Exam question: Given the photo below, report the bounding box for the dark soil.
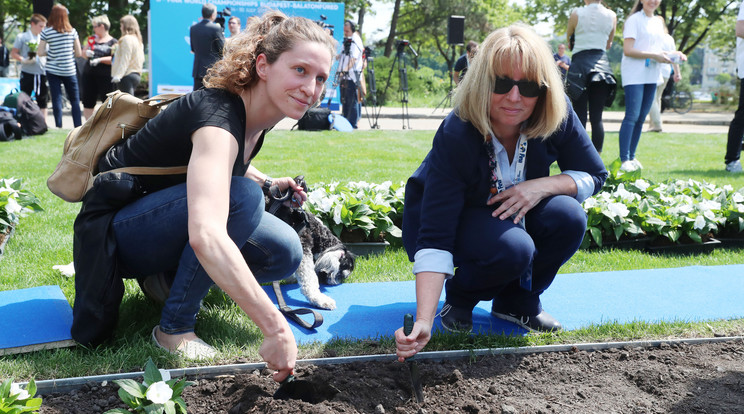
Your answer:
[39,339,744,413]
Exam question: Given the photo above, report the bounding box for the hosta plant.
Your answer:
[305,181,404,243]
[0,178,43,234]
[105,358,194,414]
[0,378,42,414]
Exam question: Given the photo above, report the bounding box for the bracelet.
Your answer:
[262,176,273,191]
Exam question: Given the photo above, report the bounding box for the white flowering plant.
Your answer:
[105,358,193,414]
[581,160,742,248]
[0,178,43,234]
[305,181,404,243]
[0,378,42,413]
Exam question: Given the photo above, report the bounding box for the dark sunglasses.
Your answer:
[492,76,545,98]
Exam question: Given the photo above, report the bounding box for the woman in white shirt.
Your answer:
[566,0,617,154]
[619,0,681,171]
[111,15,145,95]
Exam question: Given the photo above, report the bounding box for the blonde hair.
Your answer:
[91,15,110,31]
[204,10,337,96]
[119,15,142,44]
[452,24,567,140]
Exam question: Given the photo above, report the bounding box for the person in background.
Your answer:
[395,24,607,360]
[0,35,10,77]
[190,3,225,91]
[646,23,682,133]
[553,43,571,80]
[565,0,617,154]
[38,4,83,128]
[73,12,336,384]
[228,16,241,37]
[82,15,117,120]
[11,13,49,120]
[454,40,478,85]
[338,20,363,128]
[111,15,145,96]
[724,0,744,173]
[618,0,683,172]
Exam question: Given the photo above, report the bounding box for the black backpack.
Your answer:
[16,92,47,136]
[0,111,23,141]
[296,107,331,131]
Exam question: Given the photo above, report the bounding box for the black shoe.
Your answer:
[491,309,562,332]
[440,302,473,333]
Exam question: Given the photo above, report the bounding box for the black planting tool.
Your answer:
[403,313,425,402]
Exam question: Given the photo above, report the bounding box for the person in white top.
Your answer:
[618,0,684,172]
[646,25,682,133]
[338,20,363,128]
[111,15,145,96]
[566,0,617,154]
[724,1,744,173]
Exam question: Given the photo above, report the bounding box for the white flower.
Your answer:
[607,202,629,218]
[5,197,22,215]
[583,197,598,208]
[10,383,30,400]
[634,179,651,191]
[145,381,173,404]
[693,215,706,230]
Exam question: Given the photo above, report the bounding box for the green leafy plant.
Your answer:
[0,378,42,414]
[25,41,38,53]
[305,181,404,243]
[581,159,741,248]
[0,178,43,234]
[104,358,194,414]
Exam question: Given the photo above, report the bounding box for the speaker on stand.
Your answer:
[435,16,465,113]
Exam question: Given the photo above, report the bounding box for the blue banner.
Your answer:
[148,0,344,108]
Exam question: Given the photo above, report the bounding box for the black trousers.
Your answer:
[725,84,744,164]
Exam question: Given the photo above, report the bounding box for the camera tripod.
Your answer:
[363,47,380,129]
[380,40,417,129]
[336,38,364,128]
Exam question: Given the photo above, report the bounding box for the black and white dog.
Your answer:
[288,211,356,310]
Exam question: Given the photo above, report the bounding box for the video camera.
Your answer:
[314,14,334,37]
[396,39,418,57]
[342,37,353,54]
[364,46,374,60]
[214,7,231,29]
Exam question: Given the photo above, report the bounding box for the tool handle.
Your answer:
[404,313,414,336]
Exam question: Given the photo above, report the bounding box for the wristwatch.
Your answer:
[263,176,273,191]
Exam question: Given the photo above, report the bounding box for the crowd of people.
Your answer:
[4,6,144,130]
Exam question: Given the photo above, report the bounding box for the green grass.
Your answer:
[1,127,743,381]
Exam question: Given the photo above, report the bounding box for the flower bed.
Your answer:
[0,178,42,257]
[304,168,744,253]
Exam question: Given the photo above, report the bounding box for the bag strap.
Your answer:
[272,281,323,330]
[106,166,188,175]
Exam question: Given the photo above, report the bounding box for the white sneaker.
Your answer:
[631,159,643,169]
[726,160,742,173]
[620,160,638,172]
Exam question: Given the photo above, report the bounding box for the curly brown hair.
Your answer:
[204,10,337,95]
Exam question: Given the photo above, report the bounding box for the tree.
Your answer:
[1,0,33,41]
[524,0,738,55]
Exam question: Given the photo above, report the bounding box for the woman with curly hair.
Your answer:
[72,11,335,381]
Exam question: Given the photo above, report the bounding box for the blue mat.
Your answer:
[263,265,744,344]
[0,285,75,355]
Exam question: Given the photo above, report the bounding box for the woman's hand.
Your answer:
[259,323,298,383]
[652,52,672,64]
[272,176,308,206]
[487,179,549,224]
[395,318,433,362]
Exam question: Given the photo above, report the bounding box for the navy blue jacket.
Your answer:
[402,105,607,262]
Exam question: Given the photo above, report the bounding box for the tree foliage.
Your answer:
[524,0,738,55]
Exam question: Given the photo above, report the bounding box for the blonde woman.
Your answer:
[111,15,144,95]
[396,24,607,358]
[82,15,117,119]
[73,12,335,383]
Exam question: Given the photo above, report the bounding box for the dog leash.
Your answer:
[272,281,324,330]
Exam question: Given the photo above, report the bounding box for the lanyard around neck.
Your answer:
[486,132,528,198]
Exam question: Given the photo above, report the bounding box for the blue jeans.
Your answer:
[111,177,303,335]
[46,72,82,128]
[618,83,656,162]
[341,79,359,128]
[443,195,587,316]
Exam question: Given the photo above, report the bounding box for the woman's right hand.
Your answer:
[259,324,298,383]
[653,52,672,64]
[395,318,432,362]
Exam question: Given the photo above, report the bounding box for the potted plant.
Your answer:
[26,41,38,59]
[305,181,404,256]
[0,178,43,257]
